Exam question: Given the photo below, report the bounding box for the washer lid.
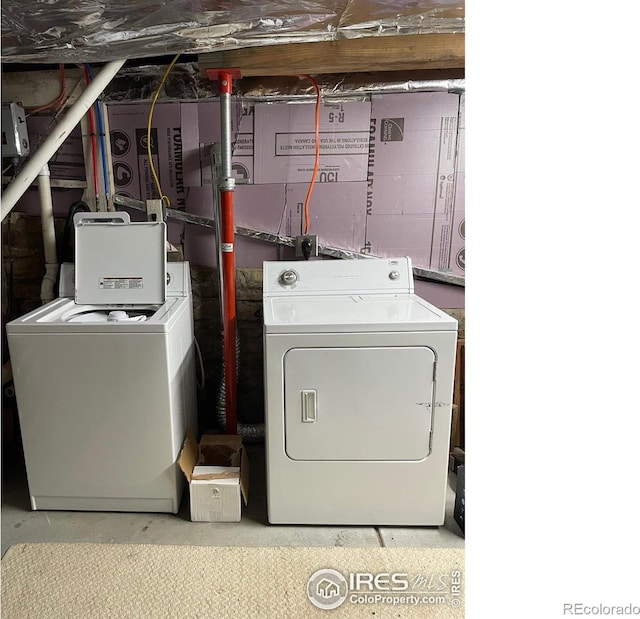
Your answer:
[74,211,166,305]
[263,294,457,333]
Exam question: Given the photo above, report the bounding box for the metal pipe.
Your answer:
[219,98,234,187]
[210,144,225,321]
[1,59,126,221]
[37,165,59,304]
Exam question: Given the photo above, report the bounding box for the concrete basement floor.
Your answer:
[1,440,464,557]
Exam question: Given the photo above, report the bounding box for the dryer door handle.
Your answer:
[301,390,317,423]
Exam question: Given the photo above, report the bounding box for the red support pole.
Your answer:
[220,187,237,435]
[213,68,241,435]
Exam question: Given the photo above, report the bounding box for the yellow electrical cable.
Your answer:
[147,53,182,208]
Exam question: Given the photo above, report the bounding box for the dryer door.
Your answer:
[284,346,435,461]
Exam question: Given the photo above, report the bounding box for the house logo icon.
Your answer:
[307,568,348,610]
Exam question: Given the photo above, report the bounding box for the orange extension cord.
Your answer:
[301,74,321,235]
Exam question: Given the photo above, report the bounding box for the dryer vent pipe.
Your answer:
[215,335,264,443]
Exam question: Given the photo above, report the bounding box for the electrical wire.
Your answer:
[194,336,205,390]
[147,53,182,208]
[276,200,288,236]
[301,74,321,235]
[26,64,67,117]
[83,65,100,199]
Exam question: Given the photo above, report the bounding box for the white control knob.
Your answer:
[280,270,298,286]
[389,270,400,280]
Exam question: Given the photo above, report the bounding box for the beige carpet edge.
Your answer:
[2,543,465,619]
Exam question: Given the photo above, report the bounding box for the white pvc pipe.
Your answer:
[37,165,59,304]
[0,59,126,221]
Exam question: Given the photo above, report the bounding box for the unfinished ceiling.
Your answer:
[1,0,464,65]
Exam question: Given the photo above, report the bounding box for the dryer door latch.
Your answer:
[301,390,317,423]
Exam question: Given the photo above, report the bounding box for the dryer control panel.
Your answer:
[263,257,414,296]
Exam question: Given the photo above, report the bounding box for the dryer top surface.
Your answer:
[263,293,457,334]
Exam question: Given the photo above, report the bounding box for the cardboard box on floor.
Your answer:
[178,432,249,522]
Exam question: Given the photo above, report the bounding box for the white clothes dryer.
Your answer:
[6,212,197,513]
[263,257,458,525]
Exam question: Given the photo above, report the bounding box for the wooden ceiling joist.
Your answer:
[199,33,464,78]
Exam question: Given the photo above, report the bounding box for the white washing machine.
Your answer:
[263,257,458,525]
[6,212,197,513]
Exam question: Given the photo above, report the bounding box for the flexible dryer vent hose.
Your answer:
[215,333,264,443]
